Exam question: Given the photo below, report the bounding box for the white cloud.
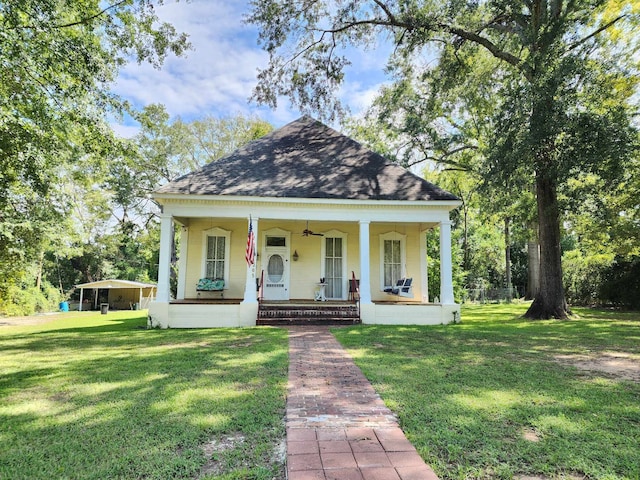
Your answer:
[110,0,391,134]
[110,123,140,139]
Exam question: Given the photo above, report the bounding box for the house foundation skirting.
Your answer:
[148,301,460,328]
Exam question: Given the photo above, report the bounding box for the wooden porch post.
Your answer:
[157,213,173,303]
[79,288,84,311]
[176,225,188,300]
[359,220,372,304]
[242,216,259,303]
[439,219,455,304]
[420,229,429,303]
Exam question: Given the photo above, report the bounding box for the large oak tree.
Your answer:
[247,0,638,318]
[0,1,189,306]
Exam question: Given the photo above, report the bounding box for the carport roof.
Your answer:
[75,280,156,289]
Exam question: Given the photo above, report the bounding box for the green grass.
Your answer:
[333,304,640,480]
[0,311,288,480]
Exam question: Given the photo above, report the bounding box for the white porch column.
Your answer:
[439,219,455,304]
[420,229,429,304]
[176,226,189,300]
[359,221,372,304]
[242,217,258,303]
[157,213,173,303]
[79,288,84,311]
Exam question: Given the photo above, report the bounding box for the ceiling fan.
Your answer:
[302,221,324,237]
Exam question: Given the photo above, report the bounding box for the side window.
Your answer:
[380,232,406,290]
[202,227,231,286]
[206,236,225,279]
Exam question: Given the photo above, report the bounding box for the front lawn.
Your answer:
[0,311,288,480]
[333,304,640,480]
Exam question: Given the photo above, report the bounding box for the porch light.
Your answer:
[292,250,299,261]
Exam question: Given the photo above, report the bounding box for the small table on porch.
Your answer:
[314,283,327,301]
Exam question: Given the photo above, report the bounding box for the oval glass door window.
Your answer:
[267,254,284,282]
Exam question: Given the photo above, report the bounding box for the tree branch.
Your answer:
[372,0,398,23]
[567,14,627,51]
[443,24,534,81]
[316,14,534,82]
[13,0,129,30]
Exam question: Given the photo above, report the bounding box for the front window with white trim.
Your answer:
[202,227,231,286]
[380,232,406,290]
[206,236,225,279]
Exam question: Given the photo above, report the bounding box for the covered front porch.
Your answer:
[149,203,460,328]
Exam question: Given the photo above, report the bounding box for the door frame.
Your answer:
[320,229,348,300]
[261,228,291,300]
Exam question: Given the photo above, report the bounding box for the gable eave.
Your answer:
[153,192,462,211]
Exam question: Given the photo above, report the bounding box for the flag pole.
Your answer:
[242,215,258,303]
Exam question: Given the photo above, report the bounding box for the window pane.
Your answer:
[392,240,401,263]
[207,237,215,259]
[386,265,394,286]
[384,240,392,263]
[325,258,333,278]
[267,254,284,282]
[392,264,401,283]
[216,237,225,259]
[326,238,334,257]
[334,238,342,257]
[266,236,286,247]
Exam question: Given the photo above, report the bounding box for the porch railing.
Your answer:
[350,271,360,321]
[258,270,264,302]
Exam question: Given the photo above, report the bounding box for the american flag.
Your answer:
[245,217,255,266]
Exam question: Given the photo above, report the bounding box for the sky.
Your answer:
[110,0,392,138]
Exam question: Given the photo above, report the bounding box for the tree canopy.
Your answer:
[248,0,639,318]
[0,1,189,313]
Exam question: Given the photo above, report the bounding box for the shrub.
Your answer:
[563,250,614,306]
[598,256,640,309]
[0,282,63,316]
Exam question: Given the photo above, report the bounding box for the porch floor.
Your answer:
[170,299,428,306]
[170,298,242,305]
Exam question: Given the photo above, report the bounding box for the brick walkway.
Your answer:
[286,327,439,480]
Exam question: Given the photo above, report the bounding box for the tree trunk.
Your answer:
[525,238,540,300]
[463,201,470,272]
[36,251,44,289]
[525,169,570,319]
[504,217,512,299]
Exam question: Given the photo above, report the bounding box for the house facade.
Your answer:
[149,116,461,328]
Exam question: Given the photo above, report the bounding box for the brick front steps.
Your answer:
[257,302,360,326]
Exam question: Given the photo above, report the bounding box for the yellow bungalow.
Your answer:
[149,116,461,328]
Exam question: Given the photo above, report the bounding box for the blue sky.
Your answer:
[111,0,392,137]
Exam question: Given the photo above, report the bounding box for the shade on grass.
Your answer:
[0,311,288,480]
[333,304,640,480]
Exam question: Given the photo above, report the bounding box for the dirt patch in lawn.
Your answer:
[554,351,640,382]
[0,313,61,327]
[197,434,285,479]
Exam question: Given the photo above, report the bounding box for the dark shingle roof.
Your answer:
[155,116,458,202]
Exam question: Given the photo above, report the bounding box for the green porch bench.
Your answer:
[196,278,225,299]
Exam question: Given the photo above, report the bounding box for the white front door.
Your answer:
[262,234,290,300]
